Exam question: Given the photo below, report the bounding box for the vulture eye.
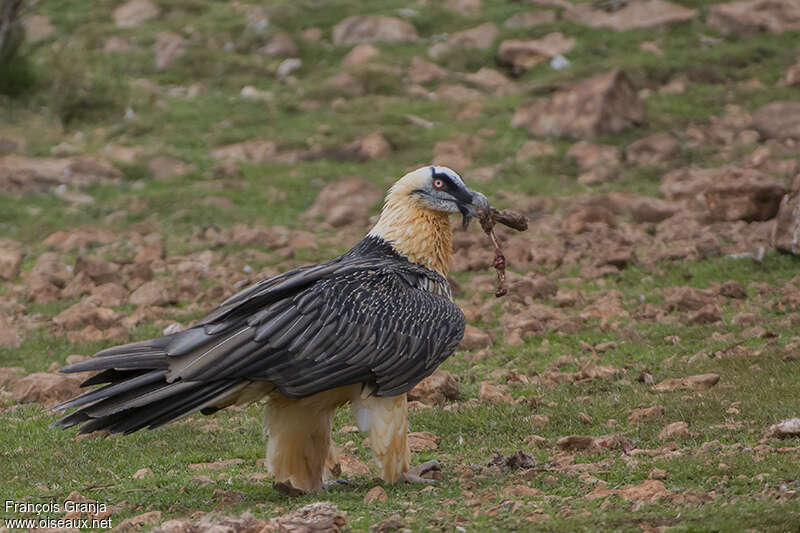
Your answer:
[433,178,444,189]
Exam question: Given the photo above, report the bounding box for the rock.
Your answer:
[489,450,536,470]
[565,0,696,30]
[364,486,388,504]
[765,418,800,439]
[781,57,800,87]
[0,155,122,194]
[652,373,720,392]
[339,453,371,476]
[708,0,800,35]
[628,406,664,425]
[0,367,25,387]
[114,0,160,28]
[497,33,576,73]
[478,381,513,404]
[332,15,418,45]
[342,44,379,67]
[433,136,481,170]
[339,132,392,161]
[408,370,459,404]
[509,276,557,302]
[21,15,55,42]
[428,23,498,59]
[371,515,405,533]
[211,140,277,162]
[752,102,800,140]
[563,205,616,234]
[618,480,669,502]
[304,178,382,228]
[444,0,481,15]
[408,431,440,451]
[434,84,483,103]
[649,468,668,480]
[516,140,555,160]
[129,280,171,306]
[530,414,550,428]
[461,325,491,349]
[325,72,365,96]
[625,133,680,166]
[261,32,298,57]
[774,190,800,255]
[133,468,153,479]
[271,502,345,532]
[703,166,787,222]
[664,286,716,312]
[276,58,302,80]
[556,434,632,452]
[462,68,512,92]
[11,372,83,406]
[0,242,23,280]
[566,141,621,170]
[719,280,747,299]
[104,36,132,53]
[512,70,644,139]
[111,511,162,532]
[408,56,450,84]
[54,300,117,330]
[147,156,193,179]
[658,421,689,441]
[74,255,120,285]
[0,314,20,347]
[603,193,680,223]
[504,11,556,28]
[687,304,722,325]
[154,32,186,71]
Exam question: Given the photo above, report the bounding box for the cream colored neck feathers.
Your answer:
[368,179,453,276]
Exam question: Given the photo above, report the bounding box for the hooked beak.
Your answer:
[458,190,490,230]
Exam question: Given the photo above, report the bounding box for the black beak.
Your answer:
[458,191,489,230]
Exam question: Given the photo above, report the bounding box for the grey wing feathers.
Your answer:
[53,239,465,434]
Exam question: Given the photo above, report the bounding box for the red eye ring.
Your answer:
[433,179,444,189]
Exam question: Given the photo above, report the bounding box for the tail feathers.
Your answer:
[52,375,250,435]
[54,369,167,412]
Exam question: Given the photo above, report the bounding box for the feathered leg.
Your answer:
[353,393,410,482]
[263,386,355,494]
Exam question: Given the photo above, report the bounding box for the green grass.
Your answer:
[2,0,800,530]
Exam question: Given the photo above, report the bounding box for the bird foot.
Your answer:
[272,480,306,497]
[403,460,442,484]
[324,479,350,490]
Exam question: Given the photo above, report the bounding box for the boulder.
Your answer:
[154,32,186,71]
[408,56,450,84]
[504,11,556,28]
[0,155,121,195]
[708,0,800,35]
[626,133,680,166]
[408,370,459,404]
[211,140,277,162]
[565,0,696,30]
[0,241,23,281]
[773,190,800,255]
[342,44,379,67]
[752,102,800,140]
[497,33,575,73]
[428,23,498,59]
[332,15,418,45]
[304,178,383,228]
[114,0,160,28]
[12,372,84,406]
[703,166,788,222]
[261,32,298,57]
[512,70,644,139]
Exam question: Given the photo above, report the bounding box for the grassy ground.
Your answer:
[2,0,800,531]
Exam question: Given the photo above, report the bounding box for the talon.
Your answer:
[272,480,306,497]
[324,479,349,489]
[405,459,442,482]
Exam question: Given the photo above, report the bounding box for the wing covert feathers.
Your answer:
[53,235,465,434]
